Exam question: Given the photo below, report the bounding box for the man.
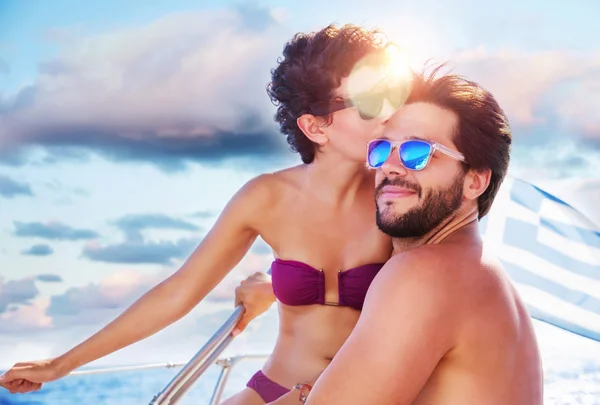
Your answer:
[302,66,544,404]
[237,65,544,404]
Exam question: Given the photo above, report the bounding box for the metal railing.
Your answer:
[69,361,188,376]
[149,306,244,405]
[207,354,269,405]
[68,352,269,405]
[67,306,269,404]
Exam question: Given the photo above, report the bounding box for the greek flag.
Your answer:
[479,176,600,342]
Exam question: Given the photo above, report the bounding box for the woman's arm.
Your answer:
[0,175,276,390]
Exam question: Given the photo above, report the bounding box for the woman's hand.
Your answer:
[232,271,276,336]
[0,358,67,394]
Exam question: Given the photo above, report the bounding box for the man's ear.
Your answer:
[464,168,491,201]
[297,114,329,146]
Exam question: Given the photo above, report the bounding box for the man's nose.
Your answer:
[380,147,407,177]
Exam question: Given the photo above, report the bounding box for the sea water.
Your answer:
[1,321,599,405]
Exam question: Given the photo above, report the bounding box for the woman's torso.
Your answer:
[253,166,392,387]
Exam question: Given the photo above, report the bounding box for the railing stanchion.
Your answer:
[208,357,233,405]
[149,306,244,405]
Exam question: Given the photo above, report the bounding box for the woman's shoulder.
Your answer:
[235,164,305,204]
[271,164,306,186]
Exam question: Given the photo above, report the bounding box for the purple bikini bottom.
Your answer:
[246,370,290,402]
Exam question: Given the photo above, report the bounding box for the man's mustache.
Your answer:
[375,177,422,198]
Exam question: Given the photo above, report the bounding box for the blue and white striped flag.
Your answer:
[480,176,600,342]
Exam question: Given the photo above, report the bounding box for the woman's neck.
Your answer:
[303,154,374,207]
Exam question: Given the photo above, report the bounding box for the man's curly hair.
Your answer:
[267,24,388,163]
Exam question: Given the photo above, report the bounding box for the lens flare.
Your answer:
[384,44,413,84]
[345,43,414,118]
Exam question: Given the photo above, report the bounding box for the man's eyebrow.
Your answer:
[405,133,428,141]
[381,132,429,141]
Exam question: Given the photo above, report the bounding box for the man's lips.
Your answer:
[379,185,417,199]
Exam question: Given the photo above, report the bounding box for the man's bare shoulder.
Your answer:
[370,240,526,344]
[373,241,510,313]
[393,242,524,329]
[369,244,464,312]
[362,244,467,351]
[377,243,471,288]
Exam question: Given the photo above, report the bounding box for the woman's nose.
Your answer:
[378,99,398,123]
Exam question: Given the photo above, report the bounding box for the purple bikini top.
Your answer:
[270,258,385,311]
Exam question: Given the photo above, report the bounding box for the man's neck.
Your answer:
[392,205,480,253]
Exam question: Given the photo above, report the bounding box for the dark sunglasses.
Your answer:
[310,79,410,120]
[366,138,467,170]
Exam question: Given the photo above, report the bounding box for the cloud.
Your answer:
[188,210,217,219]
[0,252,273,368]
[82,237,198,265]
[46,270,159,327]
[452,48,600,143]
[44,179,89,197]
[0,271,154,332]
[0,275,61,332]
[438,47,600,179]
[38,146,91,166]
[13,221,98,241]
[112,213,200,242]
[508,137,600,180]
[0,175,33,198]
[22,244,54,256]
[0,277,39,313]
[0,148,30,167]
[0,6,290,170]
[36,274,63,283]
[0,298,52,333]
[47,249,271,328]
[80,213,205,265]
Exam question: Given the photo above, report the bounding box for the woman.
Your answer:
[0,24,410,404]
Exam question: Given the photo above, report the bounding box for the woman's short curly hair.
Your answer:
[267,24,388,163]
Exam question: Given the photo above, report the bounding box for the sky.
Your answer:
[0,0,599,373]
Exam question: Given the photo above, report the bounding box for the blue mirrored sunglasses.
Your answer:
[366,138,467,170]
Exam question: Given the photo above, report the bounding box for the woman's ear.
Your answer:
[464,168,491,201]
[297,114,329,146]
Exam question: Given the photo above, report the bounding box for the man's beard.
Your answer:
[375,173,465,239]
